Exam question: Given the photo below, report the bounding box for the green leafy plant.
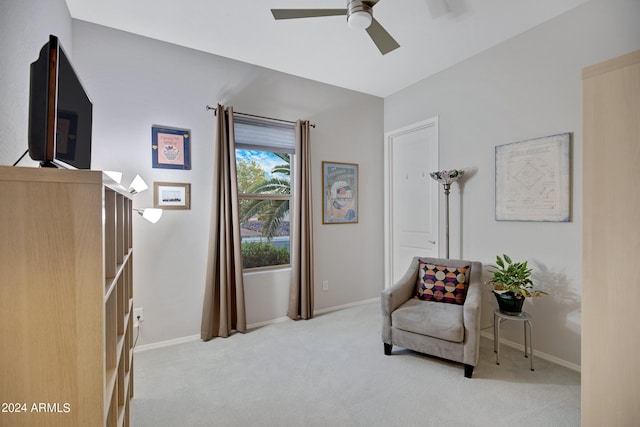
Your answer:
[488,254,547,299]
[241,241,290,269]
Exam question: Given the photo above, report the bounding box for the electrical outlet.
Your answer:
[133,307,144,323]
[322,280,329,291]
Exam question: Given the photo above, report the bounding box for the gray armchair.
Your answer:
[381,257,483,378]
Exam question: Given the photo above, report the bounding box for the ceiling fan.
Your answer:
[271,0,400,55]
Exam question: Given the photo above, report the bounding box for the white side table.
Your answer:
[493,309,534,371]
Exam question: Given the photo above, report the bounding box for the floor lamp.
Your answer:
[430,169,464,259]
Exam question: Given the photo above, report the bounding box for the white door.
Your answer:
[384,117,439,287]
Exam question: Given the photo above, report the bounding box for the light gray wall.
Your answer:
[70,21,384,346]
[0,0,72,167]
[384,0,640,368]
[4,0,637,366]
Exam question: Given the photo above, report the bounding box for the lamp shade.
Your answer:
[128,175,149,194]
[134,208,163,224]
[429,169,464,185]
[104,170,123,184]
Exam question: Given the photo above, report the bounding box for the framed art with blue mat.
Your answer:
[152,125,191,170]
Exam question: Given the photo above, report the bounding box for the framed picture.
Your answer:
[495,132,571,222]
[152,125,191,170]
[153,182,191,210]
[322,161,358,224]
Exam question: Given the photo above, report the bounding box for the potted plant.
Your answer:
[488,254,547,315]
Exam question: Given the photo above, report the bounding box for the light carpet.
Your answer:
[132,301,580,427]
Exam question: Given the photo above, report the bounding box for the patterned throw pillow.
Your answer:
[416,261,470,305]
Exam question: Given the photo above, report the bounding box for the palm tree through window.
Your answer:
[235,118,294,269]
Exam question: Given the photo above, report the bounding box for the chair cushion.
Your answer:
[392,298,464,343]
[416,261,470,305]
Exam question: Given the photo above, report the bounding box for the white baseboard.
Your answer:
[134,334,200,353]
[134,297,381,353]
[247,315,290,330]
[314,297,380,315]
[247,297,380,329]
[480,330,581,373]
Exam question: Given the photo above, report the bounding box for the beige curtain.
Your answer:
[288,120,314,320]
[201,104,247,340]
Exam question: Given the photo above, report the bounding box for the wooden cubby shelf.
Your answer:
[0,166,135,427]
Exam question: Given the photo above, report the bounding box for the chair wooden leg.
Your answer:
[464,364,474,378]
[384,343,392,355]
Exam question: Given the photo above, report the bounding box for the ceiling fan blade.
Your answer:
[271,9,347,20]
[363,0,381,6]
[366,18,400,55]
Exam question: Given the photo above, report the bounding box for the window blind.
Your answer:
[234,115,295,153]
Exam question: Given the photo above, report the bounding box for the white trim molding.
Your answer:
[134,298,381,353]
[481,331,581,372]
[384,117,439,288]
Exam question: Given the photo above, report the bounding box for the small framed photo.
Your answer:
[152,125,191,170]
[322,161,358,224]
[154,182,191,210]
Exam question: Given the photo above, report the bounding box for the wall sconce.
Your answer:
[105,171,149,194]
[134,208,163,224]
[128,175,149,194]
[104,170,123,184]
[104,172,159,222]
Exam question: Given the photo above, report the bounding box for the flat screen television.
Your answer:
[28,35,92,169]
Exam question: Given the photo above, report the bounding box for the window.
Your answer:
[234,116,295,269]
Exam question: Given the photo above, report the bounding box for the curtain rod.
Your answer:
[205,105,316,128]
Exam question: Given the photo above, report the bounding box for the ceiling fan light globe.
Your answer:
[348,11,372,30]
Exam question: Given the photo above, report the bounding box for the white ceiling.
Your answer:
[64,0,589,98]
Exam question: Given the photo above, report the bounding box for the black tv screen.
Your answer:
[28,35,92,169]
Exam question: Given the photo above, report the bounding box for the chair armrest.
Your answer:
[463,278,481,318]
[381,259,419,314]
[462,261,483,366]
[463,267,482,311]
[381,258,419,343]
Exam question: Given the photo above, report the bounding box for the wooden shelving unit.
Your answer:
[582,50,640,426]
[0,166,134,427]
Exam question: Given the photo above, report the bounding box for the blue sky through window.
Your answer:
[236,149,289,179]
